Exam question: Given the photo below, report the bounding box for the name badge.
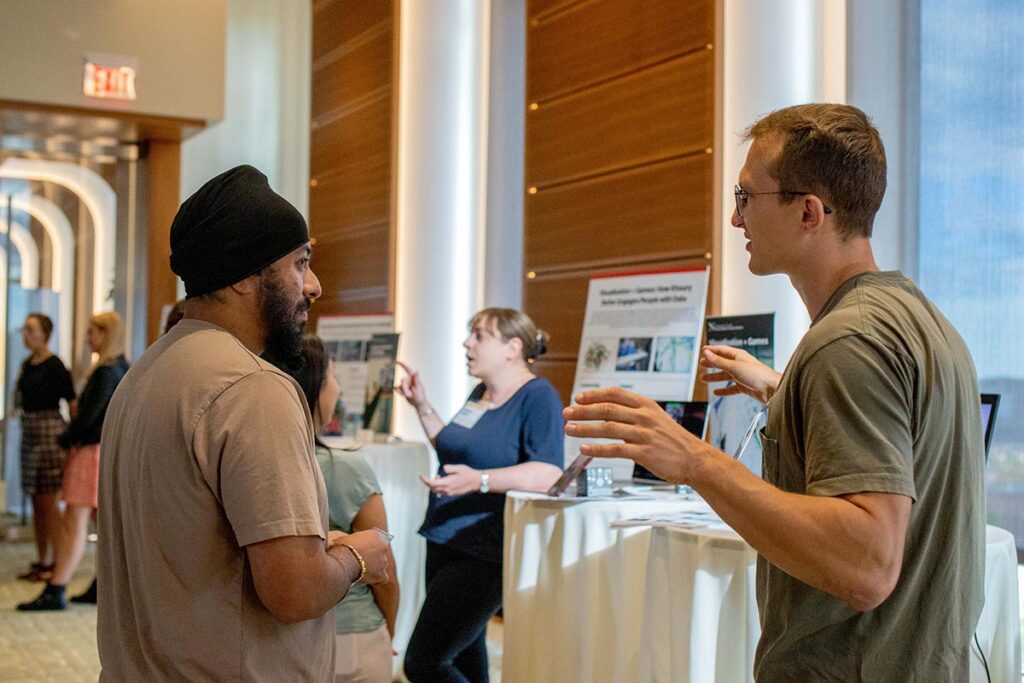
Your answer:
[452,400,488,429]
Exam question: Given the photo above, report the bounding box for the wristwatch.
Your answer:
[479,471,490,494]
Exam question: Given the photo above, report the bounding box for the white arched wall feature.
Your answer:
[9,195,75,363]
[0,158,116,313]
[720,0,847,368]
[2,218,40,288]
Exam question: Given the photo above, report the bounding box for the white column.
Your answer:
[180,0,311,214]
[394,0,491,439]
[483,0,525,308]
[720,0,846,367]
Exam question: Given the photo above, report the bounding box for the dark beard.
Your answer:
[258,270,309,370]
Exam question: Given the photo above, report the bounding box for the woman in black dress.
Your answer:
[15,313,75,582]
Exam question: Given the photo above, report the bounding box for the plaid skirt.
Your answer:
[20,411,67,495]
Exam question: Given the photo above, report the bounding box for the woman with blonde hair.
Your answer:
[18,311,130,611]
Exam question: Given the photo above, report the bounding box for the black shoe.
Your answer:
[70,579,97,604]
[16,585,67,611]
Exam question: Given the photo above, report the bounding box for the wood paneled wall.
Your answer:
[309,0,396,322]
[524,0,719,402]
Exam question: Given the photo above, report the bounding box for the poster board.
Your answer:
[317,314,394,435]
[363,333,399,435]
[567,267,710,476]
[705,313,774,475]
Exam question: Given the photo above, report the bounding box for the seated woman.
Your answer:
[400,307,564,682]
[272,334,399,683]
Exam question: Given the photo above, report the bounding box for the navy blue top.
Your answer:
[418,376,564,563]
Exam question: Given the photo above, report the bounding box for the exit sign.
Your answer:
[83,53,138,101]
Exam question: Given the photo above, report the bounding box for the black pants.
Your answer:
[404,541,502,682]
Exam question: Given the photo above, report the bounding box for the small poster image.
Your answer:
[583,338,617,372]
[333,340,366,363]
[705,313,775,475]
[615,337,652,371]
[652,336,696,373]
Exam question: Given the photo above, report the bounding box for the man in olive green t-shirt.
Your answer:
[564,104,985,680]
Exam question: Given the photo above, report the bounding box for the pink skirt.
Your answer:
[62,443,100,508]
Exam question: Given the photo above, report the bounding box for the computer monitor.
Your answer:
[981,393,1000,461]
[632,400,708,483]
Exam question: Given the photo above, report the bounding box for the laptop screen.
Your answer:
[981,393,1000,461]
[632,401,708,482]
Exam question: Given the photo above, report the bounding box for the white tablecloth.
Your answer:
[640,523,1020,683]
[972,525,1020,683]
[640,525,758,682]
[502,491,701,683]
[320,437,435,669]
[504,485,1020,683]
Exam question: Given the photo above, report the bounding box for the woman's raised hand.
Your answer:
[396,361,427,408]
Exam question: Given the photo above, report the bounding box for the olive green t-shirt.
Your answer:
[755,271,985,681]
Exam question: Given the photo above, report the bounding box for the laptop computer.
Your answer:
[632,400,708,483]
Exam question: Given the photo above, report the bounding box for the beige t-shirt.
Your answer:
[97,319,333,681]
[755,271,985,681]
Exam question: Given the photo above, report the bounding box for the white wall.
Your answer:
[846,0,919,278]
[180,0,311,216]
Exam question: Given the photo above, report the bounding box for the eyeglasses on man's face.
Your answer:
[733,185,833,218]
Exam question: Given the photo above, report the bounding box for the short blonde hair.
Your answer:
[89,311,126,368]
[469,308,549,363]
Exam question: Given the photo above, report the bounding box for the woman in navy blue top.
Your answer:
[400,308,564,682]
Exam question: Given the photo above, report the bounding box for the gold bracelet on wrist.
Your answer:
[340,543,366,584]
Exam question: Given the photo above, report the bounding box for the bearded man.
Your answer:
[97,165,390,681]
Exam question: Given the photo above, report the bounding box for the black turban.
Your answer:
[169,165,309,298]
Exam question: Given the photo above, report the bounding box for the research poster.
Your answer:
[317,314,394,434]
[566,267,710,475]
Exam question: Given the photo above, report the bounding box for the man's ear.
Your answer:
[800,195,829,235]
[230,273,261,297]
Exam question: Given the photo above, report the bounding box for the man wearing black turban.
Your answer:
[96,166,391,681]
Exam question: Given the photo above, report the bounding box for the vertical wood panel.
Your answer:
[527,0,714,103]
[310,1,395,325]
[524,0,718,402]
[146,141,180,344]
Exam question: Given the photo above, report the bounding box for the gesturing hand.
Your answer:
[562,387,713,484]
[420,464,482,497]
[699,345,781,404]
[396,361,427,409]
